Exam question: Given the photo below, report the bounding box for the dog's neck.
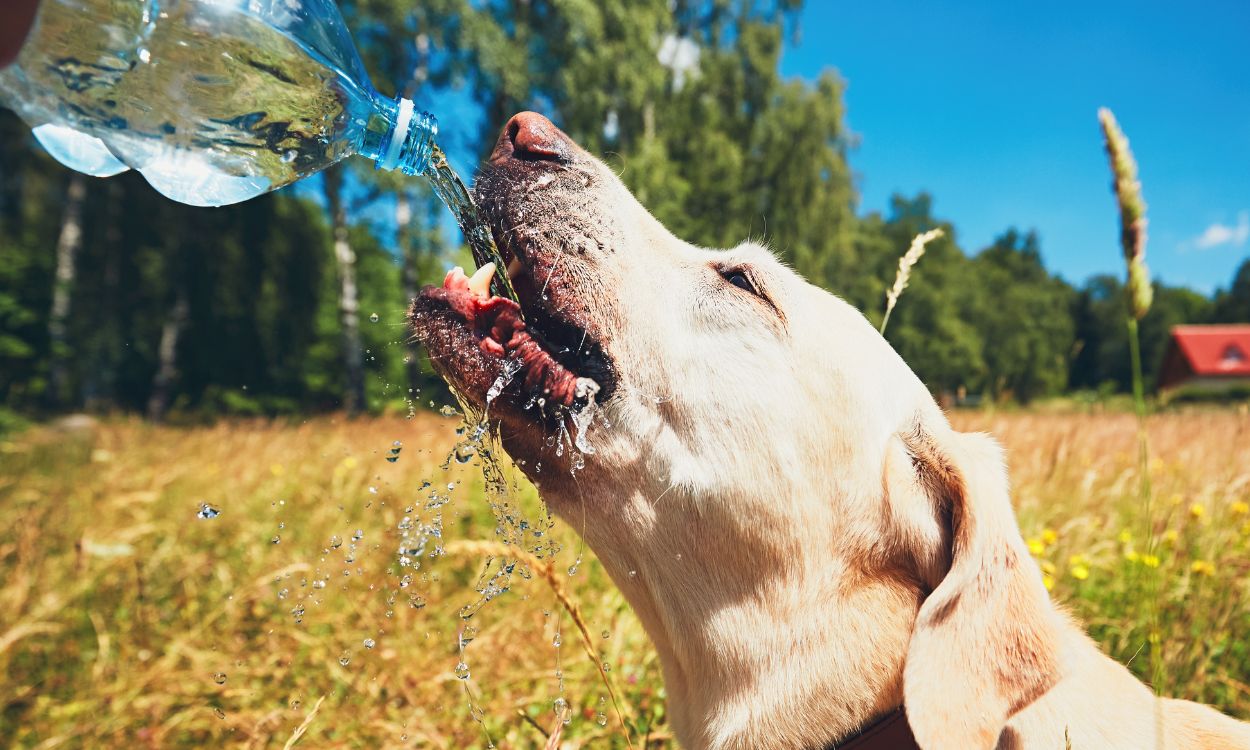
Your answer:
[554,481,926,750]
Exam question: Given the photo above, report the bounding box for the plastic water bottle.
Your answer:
[0,0,438,207]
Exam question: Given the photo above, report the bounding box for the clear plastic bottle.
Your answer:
[0,0,438,207]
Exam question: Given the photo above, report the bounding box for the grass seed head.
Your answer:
[1098,108,1152,319]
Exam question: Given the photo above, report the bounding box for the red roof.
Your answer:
[1168,325,1250,377]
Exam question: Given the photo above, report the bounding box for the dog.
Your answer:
[410,112,1250,750]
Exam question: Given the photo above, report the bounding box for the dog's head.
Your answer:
[410,113,1061,750]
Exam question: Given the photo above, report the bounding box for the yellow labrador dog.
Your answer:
[410,112,1250,750]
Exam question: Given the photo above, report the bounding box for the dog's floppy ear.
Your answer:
[896,424,1062,750]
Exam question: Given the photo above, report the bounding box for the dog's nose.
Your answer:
[490,111,573,164]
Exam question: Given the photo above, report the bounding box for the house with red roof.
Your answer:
[1158,325,1250,392]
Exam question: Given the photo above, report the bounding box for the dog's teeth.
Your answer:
[467,263,496,297]
[444,266,469,291]
[507,257,524,281]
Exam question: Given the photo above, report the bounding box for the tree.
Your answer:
[45,174,85,408]
[1213,259,1250,323]
[969,229,1075,402]
[323,164,366,415]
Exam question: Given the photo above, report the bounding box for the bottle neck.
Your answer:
[361,94,438,176]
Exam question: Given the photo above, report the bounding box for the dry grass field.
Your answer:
[2,408,1249,748]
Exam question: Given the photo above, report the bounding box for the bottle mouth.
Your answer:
[378,97,437,176]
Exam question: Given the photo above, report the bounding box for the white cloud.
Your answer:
[657,34,700,92]
[1193,210,1250,250]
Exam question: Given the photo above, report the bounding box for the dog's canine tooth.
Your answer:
[467,263,496,297]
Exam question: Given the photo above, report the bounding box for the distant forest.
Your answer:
[2,0,1248,424]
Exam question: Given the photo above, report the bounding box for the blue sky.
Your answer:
[778,0,1250,293]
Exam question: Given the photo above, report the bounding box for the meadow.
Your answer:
[2,407,1249,748]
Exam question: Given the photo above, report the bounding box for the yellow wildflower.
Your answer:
[1142,554,1160,568]
[1070,563,1090,581]
[1162,529,1178,546]
[1190,560,1215,576]
[1188,503,1205,520]
[1040,560,1057,575]
[1027,537,1045,556]
[1042,574,1055,591]
[1117,529,1132,544]
[1231,501,1249,517]
[1041,528,1058,545]
[1124,549,1140,563]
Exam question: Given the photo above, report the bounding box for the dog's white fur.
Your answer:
[428,119,1250,750]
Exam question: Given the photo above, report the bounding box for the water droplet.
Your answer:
[138,47,151,64]
[213,707,226,720]
[290,699,301,710]
[339,651,351,667]
[368,486,379,495]
[270,535,281,544]
[281,149,297,163]
[408,595,426,609]
[196,503,220,520]
[312,579,326,590]
[439,404,460,417]
[627,570,637,578]
[596,713,608,727]
[212,672,227,685]
[454,661,470,680]
[461,625,478,645]
[363,638,376,649]
[601,661,612,672]
[329,535,343,549]
[601,629,611,640]
[552,632,562,647]
[453,442,476,464]
[277,588,288,599]
[552,696,568,715]
[352,529,364,542]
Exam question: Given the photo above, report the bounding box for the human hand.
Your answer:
[1,0,42,68]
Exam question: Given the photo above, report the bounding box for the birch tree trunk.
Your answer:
[46,174,85,408]
[324,165,365,415]
[146,289,189,422]
[396,187,425,398]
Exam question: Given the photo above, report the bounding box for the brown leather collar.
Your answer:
[827,708,920,750]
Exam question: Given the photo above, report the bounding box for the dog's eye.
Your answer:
[722,270,758,295]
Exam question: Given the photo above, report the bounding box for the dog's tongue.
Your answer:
[441,264,583,407]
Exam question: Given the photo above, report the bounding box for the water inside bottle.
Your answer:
[7,0,405,206]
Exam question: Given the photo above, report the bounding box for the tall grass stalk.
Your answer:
[1098,108,1163,700]
[879,228,944,334]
